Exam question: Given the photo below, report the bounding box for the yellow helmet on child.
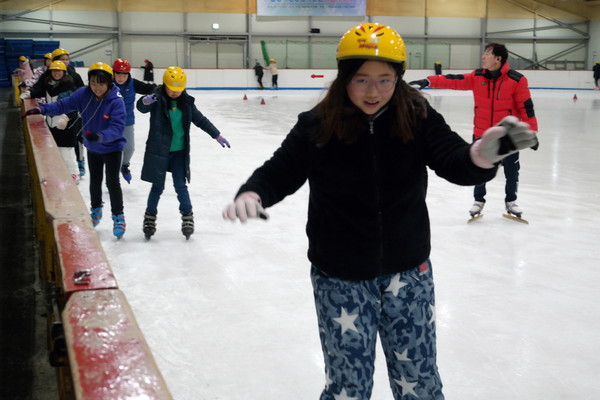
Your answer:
[163,66,186,92]
[88,62,113,77]
[336,23,406,65]
[52,48,70,60]
[49,60,67,71]
[44,53,53,60]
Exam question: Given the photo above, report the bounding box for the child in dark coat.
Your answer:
[22,60,81,182]
[136,66,231,240]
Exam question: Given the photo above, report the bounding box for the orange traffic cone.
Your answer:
[243,94,248,100]
[260,98,266,105]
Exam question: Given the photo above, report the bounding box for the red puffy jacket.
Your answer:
[427,61,538,139]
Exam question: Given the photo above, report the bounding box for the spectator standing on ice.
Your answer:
[593,61,600,89]
[254,61,265,89]
[142,59,154,83]
[264,58,279,89]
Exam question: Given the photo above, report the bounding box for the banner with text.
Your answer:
[257,0,366,17]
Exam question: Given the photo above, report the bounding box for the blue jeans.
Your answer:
[145,150,192,216]
[311,260,444,400]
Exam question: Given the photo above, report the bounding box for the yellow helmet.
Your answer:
[44,53,53,60]
[52,48,70,60]
[269,58,275,62]
[19,55,29,62]
[49,60,67,71]
[163,66,186,92]
[88,62,113,77]
[336,23,406,65]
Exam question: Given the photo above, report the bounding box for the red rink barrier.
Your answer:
[64,290,172,400]
[20,89,173,399]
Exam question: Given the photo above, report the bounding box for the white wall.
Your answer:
[3,10,599,71]
[80,67,597,90]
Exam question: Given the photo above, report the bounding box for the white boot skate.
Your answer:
[505,201,522,217]
[469,201,485,216]
[503,201,529,224]
[468,201,485,223]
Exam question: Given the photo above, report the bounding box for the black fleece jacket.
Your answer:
[237,103,497,281]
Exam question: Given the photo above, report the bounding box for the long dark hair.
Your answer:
[313,59,427,147]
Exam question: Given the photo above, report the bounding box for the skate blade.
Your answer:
[502,213,529,224]
[467,213,483,223]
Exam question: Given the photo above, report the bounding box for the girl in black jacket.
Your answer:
[223,23,537,400]
[137,66,230,240]
[22,60,81,182]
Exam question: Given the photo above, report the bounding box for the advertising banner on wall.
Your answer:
[257,0,366,17]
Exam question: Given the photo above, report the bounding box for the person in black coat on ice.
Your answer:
[142,59,154,83]
[254,61,265,89]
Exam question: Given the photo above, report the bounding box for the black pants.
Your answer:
[88,151,124,215]
[474,151,520,203]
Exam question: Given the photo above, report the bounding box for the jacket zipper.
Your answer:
[368,114,385,274]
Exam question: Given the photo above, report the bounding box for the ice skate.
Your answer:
[467,201,484,223]
[112,213,126,239]
[121,163,132,184]
[503,201,529,224]
[143,214,157,240]
[90,206,103,227]
[181,213,194,240]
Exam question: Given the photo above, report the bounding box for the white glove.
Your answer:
[55,115,69,130]
[222,191,269,223]
[20,91,31,100]
[470,116,538,169]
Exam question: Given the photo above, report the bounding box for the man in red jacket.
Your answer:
[410,43,538,219]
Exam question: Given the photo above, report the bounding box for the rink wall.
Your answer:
[115,67,598,91]
[18,89,173,398]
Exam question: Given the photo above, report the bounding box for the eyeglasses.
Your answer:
[349,78,398,92]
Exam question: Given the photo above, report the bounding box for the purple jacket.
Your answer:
[40,85,126,154]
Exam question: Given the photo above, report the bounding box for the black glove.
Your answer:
[22,107,41,118]
[84,131,100,142]
[408,79,430,90]
[531,141,539,151]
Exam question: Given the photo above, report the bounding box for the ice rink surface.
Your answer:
[79,87,600,399]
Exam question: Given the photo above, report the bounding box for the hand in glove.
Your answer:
[470,116,538,169]
[408,79,430,90]
[142,94,158,105]
[20,91,31,100]
[215,135,230,148]
[22,107,42,118]
[530,141,539,151]
[222,191,269,223]
[84,130,100,142]
[55,116,69,130]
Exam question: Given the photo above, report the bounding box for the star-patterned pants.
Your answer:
[311,260,444,400]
